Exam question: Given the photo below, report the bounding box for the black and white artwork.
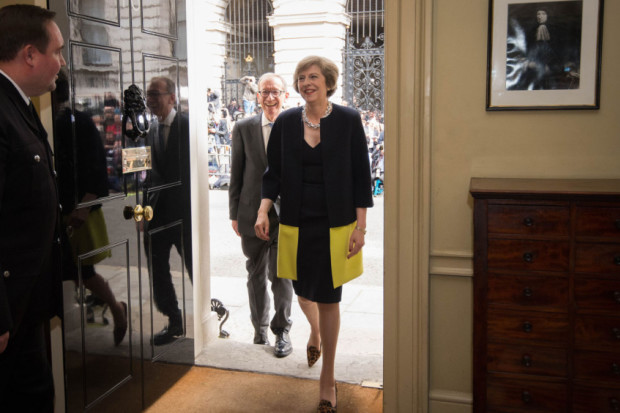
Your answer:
[506,2,582,91]
[487,0,603,110]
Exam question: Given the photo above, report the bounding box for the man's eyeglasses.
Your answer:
[258,90,285,98]
[146,91,171,98]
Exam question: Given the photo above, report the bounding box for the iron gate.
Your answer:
[344,0,385,114]
[221,0,274,109]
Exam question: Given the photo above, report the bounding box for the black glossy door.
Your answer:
[49,0,192,411]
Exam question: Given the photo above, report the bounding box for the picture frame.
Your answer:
[486,0,604,110]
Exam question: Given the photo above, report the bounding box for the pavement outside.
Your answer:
[199,190,384,387]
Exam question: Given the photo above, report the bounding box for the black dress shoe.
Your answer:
[113,302,128,346]
[253,334,270,345]
[152,323,183,346]
[273,330,292,358]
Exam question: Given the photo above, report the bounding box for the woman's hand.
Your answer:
[254,199,274,241]
[254,211,270,240]
[348,208,368,259]
[347,227,365,259]
[68,207,89,229]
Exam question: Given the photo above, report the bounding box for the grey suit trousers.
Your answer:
[241,229,293,338]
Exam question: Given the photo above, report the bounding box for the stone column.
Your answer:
[269,0,350,107]
[187,0,229,346]
[190,0,230,99]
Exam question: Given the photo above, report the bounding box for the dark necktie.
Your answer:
[157,124,166,167]
[28,102,46,139]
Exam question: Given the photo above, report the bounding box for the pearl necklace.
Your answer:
[302,102,332,129]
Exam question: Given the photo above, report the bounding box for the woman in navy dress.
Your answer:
[255,56,373,412]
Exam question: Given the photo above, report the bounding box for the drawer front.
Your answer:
[573,385,620,413]
[487,342,568,377]
[575,315,620,351]
[574,350,620,384]
[575,278,620,314]
[487,376,567,412]
[488,274,568,310]
[575,242,620,275]
[488,240,570,272]
[488,310,569,345]
[576,206,620,238]
[488,205,569,237]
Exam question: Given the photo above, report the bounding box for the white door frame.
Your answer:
[185,0,433,411]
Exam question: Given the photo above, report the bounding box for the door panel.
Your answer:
[51,0,192,411]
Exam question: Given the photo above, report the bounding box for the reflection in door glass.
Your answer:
[69,0,119,24]
[142,0,177,37]
[142,71,193,360]
[54,68,136,409]
[71,44,124,195]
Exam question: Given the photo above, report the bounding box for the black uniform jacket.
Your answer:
[262,104,373,228]
[146,111,191,228]
[0,74,60,338]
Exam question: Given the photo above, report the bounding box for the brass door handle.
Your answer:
[123,205,153,222]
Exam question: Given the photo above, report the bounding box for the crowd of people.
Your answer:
[207,86,386,197]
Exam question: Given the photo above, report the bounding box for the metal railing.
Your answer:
[344,0,385,114]
[222,0,274,106]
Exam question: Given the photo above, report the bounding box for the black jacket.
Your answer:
[55,107,109,213]
[146,111,191,227]
[262,104,373,228]
[0,74,60,338]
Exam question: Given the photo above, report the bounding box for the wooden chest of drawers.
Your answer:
[470,178,620,412]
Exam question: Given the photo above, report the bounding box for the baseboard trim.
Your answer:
[429,389,473,405]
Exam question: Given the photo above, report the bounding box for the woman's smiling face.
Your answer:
[297,65,328,104]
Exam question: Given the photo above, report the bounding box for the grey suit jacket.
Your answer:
[229,114,278,237]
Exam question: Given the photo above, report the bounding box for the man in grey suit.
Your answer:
[229,73,293,358]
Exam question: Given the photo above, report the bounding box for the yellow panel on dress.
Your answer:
[277,221,364,288]
[277,223,299,281]
[330,221,363,288]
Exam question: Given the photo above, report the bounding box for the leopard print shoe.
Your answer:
[317,383,337,412]
[307,344,321,367]
[317,399,336,413]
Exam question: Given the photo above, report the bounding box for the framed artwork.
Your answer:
[486,0,604,110]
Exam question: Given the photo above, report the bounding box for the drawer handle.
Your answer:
[523,252,534,263]
[523,217,534,227]
[521,390,532,404]
[611,398,620,411]
[614,291,620,304]
[614,255,620,266]
[523,287,533,298]
[523,321,533,333]
[613,328,620,340]
[521,354,532,367]
[612,363,620,375]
